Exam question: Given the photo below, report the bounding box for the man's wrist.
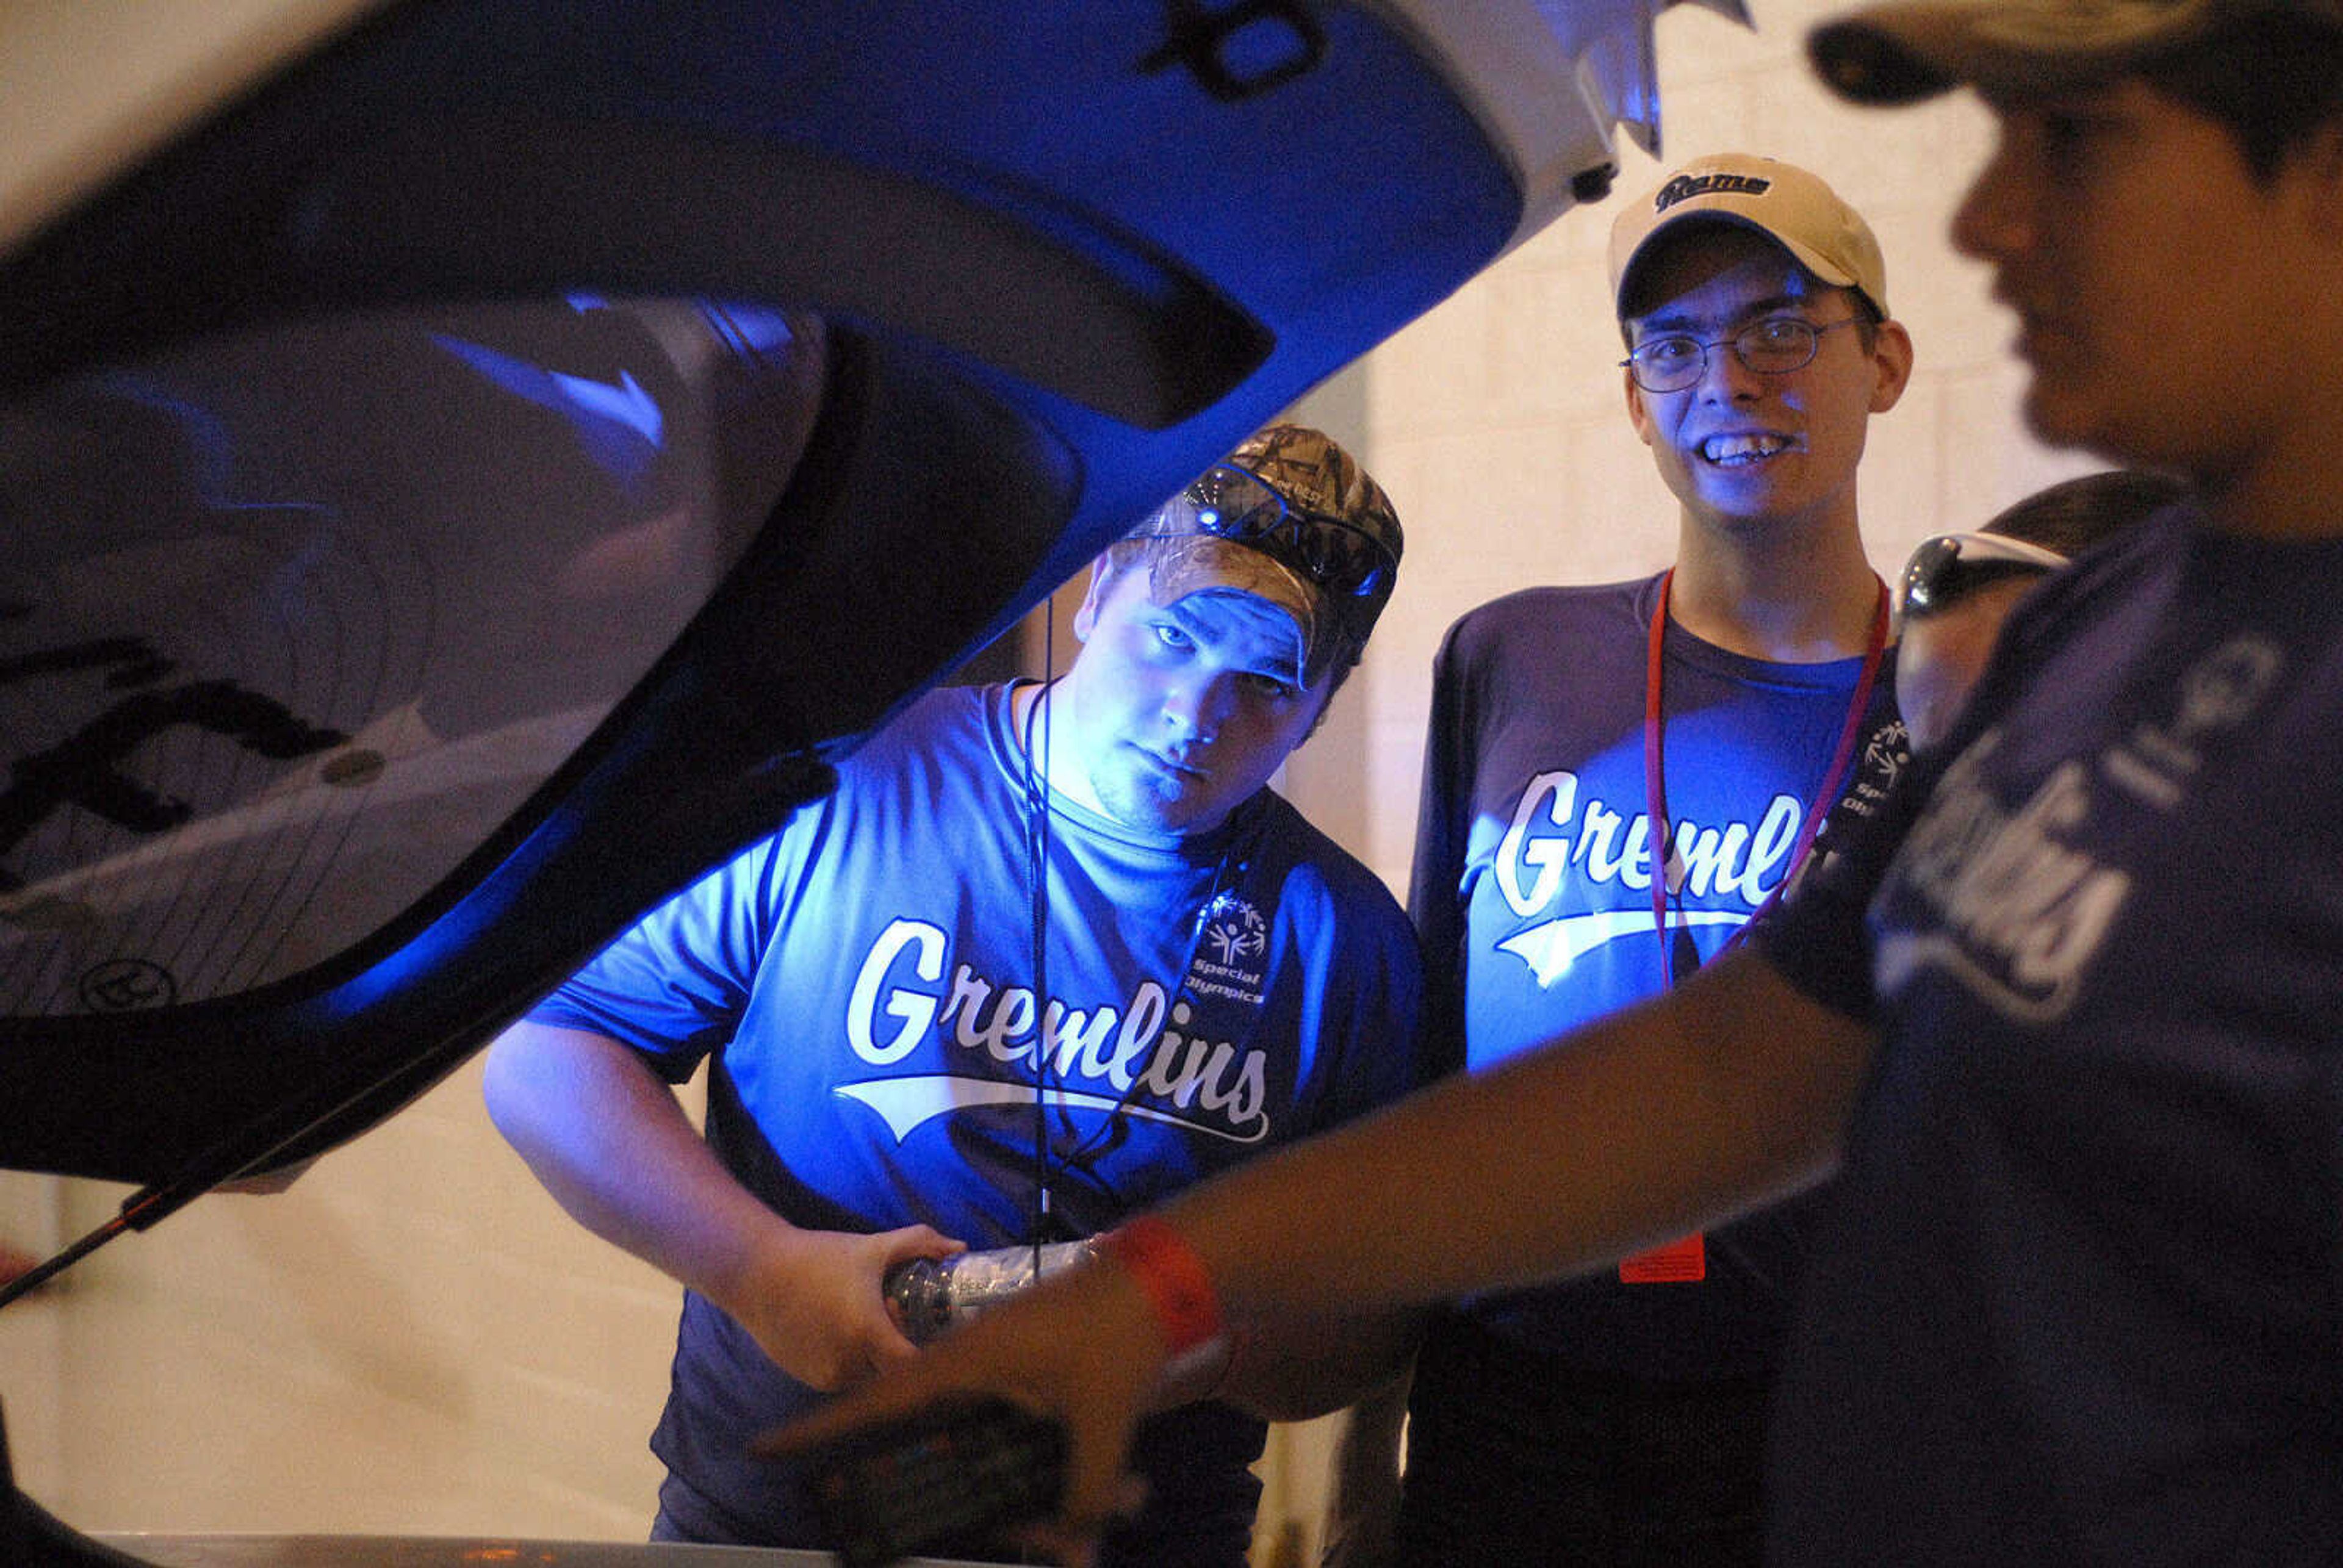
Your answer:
[1101,1215,1224,1355]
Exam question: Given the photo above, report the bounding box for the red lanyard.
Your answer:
[1642,567,1888,990]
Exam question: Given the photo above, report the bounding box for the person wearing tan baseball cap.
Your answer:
[1737,0,2343,1560]
[1333,151,1917,1567]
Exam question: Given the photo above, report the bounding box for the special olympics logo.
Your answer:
[2177,635,2280,740]
[1195,891,1267,967]
[1863,719,1910,792]
[79,957,178,1013]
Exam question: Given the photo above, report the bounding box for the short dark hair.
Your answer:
[2140,12,2343,181]
[1981,469,2187,558]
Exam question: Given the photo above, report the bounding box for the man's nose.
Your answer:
[1697,337,1764,400]
[1161,674,1233,742]
[1951,148,2029,265]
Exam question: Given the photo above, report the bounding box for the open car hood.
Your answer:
[0,0,1746,1206]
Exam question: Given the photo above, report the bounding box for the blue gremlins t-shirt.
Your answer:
[533,680,1421,1563]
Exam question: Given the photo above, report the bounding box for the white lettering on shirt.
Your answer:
[842,922,1269,1140]
[1495,770,1803,916]
[1876,731,2131,1021]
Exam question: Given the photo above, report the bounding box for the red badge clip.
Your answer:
[1619,1232,1706,1284]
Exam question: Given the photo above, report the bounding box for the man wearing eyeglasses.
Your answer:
[1377,154,1915,1567]
[481,422,1425,1566]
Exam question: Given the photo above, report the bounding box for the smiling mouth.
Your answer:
[1702,433,1794,466]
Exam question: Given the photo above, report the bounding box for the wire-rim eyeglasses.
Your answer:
[1621,315,1864,395]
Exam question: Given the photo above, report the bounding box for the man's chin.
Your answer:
[1092,779,1209,836]
[2015,370,2080,442]
[2020,384,2134,466]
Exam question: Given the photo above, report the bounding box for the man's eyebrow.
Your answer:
[1629,292,1812,338]
[1165,595,1305,683]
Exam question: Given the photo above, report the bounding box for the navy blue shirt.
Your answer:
[1411,575,1906,1378]
[1759,508,2343,1563]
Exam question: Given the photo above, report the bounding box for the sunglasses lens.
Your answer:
[1289,516,1390,596]
[1900,535,2058,618]
[1900,536,1960,615]
[1176,466,1284,539]
[1154,466,1392,599]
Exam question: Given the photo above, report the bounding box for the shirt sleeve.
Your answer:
[1748,738,1937,1027]
[1337,903,1428,1123]
[1406,613,1478,1084]
[525,832,786,1081]
[1276,835,1430,1138]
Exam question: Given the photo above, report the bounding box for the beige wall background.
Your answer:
[0,0,2109,1561]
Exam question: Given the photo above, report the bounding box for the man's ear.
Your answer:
[1624,366,1660,450]
[1071,559,1114,640]
[1867,319,1917,415]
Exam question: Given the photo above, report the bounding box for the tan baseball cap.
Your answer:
[1132,423,1403,691]
[1810,0,2343,105]
[1608,153,1890,320]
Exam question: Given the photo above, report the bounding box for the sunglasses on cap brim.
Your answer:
[1898,531,2070,619]
[1141,462,1395,600]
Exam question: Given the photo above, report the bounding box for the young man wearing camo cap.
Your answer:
[484,423,1425,1566]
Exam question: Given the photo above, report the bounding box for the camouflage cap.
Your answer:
[1810,0,2343,105]
[1220,424,1405,561]
[1133,423,1403,690]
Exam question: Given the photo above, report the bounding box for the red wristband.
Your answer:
[1101,1216,1223,1354]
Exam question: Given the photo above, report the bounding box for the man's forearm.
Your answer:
[1154,948,1874,1332]
[481,1021,794,1306]
[482,1020,961,1390]
[1199,1304,1423,1423]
